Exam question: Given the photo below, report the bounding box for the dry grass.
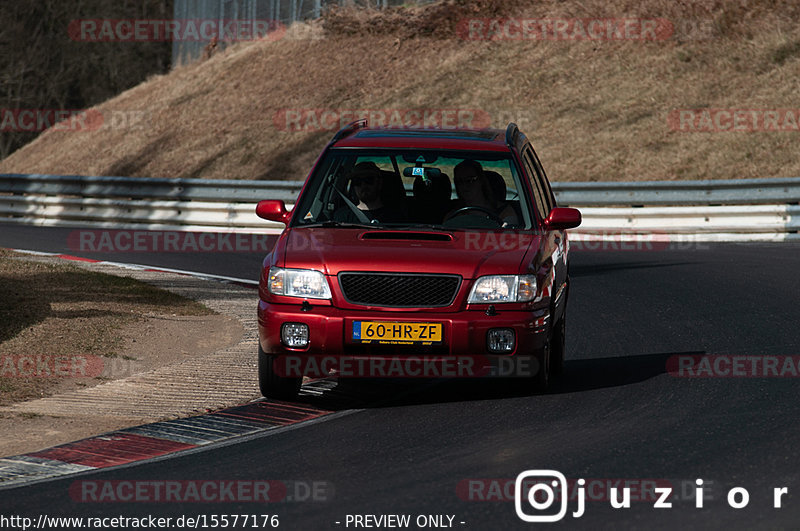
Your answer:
[2,0,800,182]
[0,250,212,405]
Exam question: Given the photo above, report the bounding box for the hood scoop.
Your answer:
[361,231,453,242]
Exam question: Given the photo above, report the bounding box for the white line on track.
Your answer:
[8,248,259,285]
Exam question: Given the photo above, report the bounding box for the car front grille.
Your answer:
[338,273,461,307]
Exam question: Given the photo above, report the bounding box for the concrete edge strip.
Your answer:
[0,406,360,492]
[0,387,338,489]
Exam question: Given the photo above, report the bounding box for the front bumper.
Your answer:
[257,299,550,357]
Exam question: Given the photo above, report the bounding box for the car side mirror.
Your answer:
[256,200,292,225]
[544,207,582,230]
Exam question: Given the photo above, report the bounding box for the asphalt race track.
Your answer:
[2,223,800,529]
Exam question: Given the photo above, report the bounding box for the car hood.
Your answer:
[281,227,540,279]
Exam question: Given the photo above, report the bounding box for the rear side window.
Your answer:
[528,146,555,211]
[521,147,549,221]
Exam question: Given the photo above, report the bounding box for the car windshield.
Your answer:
[292,148,534,230]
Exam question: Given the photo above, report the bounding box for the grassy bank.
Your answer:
[1,0,799,182]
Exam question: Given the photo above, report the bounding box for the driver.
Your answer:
[334,162,405,223]
[448,160,518,225]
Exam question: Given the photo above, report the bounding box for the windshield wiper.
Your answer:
[385,224,449,231]
[300,220,383,229]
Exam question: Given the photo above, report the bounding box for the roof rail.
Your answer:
[505,123,519,147]
[330,119,368,144]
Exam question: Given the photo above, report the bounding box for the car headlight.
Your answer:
[268,267,332,299]
[467,275,537,303]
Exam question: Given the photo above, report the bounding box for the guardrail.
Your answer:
[553,177,800,207]
[0,173,302,233]
[1,173,798,240]
[0,173,303,202]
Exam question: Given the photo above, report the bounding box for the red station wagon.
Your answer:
[256,121,581,398]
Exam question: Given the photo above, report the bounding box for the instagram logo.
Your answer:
[515,470,577,522]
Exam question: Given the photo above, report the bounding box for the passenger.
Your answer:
[484,170,508,211]
[448,160,518,225]
[334,162,405,223]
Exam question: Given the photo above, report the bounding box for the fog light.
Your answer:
[487,328,515,353]
[281,323,309,348]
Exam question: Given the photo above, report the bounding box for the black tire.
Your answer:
[258,345,301,400]
[550,313,566,378]
[531,338,551,393]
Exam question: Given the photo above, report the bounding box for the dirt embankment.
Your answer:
[0,251,245,456]
[2,0,800,182]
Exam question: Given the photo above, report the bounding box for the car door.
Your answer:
[520,143,568,322]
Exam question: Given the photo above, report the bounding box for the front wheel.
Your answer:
[258,345,301,400]
[550,314,566,378]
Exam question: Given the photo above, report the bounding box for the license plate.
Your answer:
[352,321,443,345]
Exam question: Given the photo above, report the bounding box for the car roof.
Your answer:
[331,127,511,152]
